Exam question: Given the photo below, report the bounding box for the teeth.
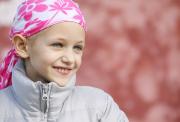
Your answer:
[57,67,70,74]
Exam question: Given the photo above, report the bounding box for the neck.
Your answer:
[23,58,49,83]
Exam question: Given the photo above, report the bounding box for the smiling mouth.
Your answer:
[53,67,72,75]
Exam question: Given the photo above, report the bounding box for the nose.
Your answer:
[61,49,74,65]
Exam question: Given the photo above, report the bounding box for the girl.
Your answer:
[0,0,129,122]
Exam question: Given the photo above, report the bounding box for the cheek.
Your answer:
[76,54,83,68]
[29,50,56,69]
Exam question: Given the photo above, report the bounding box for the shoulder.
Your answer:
[75,86,107,97]
[0,87,14,115]
[72,86,129,121]
[0,87,27,121]
[74,86,109,102]
[0,86,20,116]
[72,86,112,111]
[0,86,13,104]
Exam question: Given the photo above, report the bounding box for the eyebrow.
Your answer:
[56,37,84,44]
[76,41,84,44]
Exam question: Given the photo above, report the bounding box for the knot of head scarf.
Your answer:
[0,0,86,89]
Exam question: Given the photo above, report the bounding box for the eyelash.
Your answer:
[51,43,63,47]
[74,45,83,51]
[51,43,83,51]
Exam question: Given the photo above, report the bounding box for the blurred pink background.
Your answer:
[0,0,180,122]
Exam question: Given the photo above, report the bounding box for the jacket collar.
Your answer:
[12,59,76,114]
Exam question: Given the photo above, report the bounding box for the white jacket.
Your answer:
[0,59,128,122]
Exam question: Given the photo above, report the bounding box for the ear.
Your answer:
[12,34,29,58]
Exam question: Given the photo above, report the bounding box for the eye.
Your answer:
[51,42,63,48]
[74,45,83,51]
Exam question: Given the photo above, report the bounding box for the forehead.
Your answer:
[28,22,85,44]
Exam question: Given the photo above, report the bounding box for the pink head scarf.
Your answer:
[0,0,86,89]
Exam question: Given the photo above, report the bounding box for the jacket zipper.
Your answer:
[41,84,50,121]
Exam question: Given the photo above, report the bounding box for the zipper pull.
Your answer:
[41,84,49,120]
[42,86,48,101]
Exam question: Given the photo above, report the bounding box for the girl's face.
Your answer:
[25,22,85,86]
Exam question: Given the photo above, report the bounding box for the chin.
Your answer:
[56,82,68,87]
[52,79,69,87]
